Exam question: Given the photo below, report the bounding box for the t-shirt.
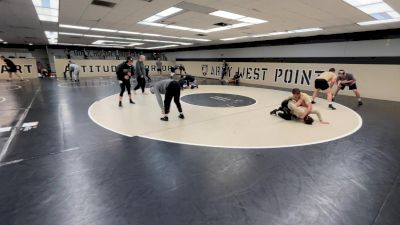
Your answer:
[338,73,356,85]
[289,92,312,105]
[3,58,16,69]
[318,71,336,81]
[156,61,162,69]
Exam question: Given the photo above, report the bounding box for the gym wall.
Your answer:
[54,59,175,78]
[0,58,38,79]
[178,61,400,102]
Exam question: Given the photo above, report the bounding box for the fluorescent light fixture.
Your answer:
[141,33,162,37]
[156,7,182,17]
[60,24,90,30]
[189,28,210,33]
[38,15,58,22]
[209,10,245,20]
[58,32,83,36]
[143,15,163,23]
[3,42,8,44]
[138,44,180,50]
[292,27,323,33]
[207,27,232,32]
[238,17,268,24]
[118,31,140,35]
[124,38,144,41]
[84,34,105,38]
[357,17,400,25]
[45,31,58,39]
[343,0,382,7]
[358,2,392,14]
[29,43,33,45]
[231,23,252,28]
[165,25,192,31]
[0,38,3,42]
[220,36,248,41]
[32,0,59,22]
[180,43,194,46]
[138,21,166,27]
[179,37,211,42]
[91,28,117,32]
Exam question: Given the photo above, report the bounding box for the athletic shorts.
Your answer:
[315,79,329,90]
[340,83,357,90]
[157,69,162,72]
[171,67,176,73]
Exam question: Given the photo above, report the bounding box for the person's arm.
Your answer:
[311,110,329,124]
[135,62,144,77]
[330,76,337,88]
[302,103,312,119]
[295,99,304,107]
[116,64,126,80]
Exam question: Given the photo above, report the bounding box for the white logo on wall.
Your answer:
[201,65,208,76]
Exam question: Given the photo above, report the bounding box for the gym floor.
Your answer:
[0,76,399,225]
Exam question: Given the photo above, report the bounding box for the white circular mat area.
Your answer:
[89,85,362,149]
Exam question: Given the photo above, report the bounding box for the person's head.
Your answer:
[157,58,160,61]
[304,116,314,125]
[292,88,301,101]
[0,55,5,60]
[139,55,146,62]
[126,56,133,66]
[338,69,345,77]
[329,68,335,72]
[223,60,226,63]
[150,86,155,94]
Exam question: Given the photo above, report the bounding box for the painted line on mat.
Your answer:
[0,88,40,162]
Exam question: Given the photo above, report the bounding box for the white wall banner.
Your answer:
[54,59,175,78]
[0,58,38,79]
[178,61,400,102]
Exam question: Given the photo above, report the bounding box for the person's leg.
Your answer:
[7,72,12,81]
[126,82,134,104]
[119,82,126,107]
[133,78,141,93]
[174,90,184,119]
[312,89,319,103]
[325,88,336,110]
[161,91,173,121]
[15,72,23,81]
[141,78,146,93]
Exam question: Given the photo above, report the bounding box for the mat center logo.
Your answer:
[201,65,208,76]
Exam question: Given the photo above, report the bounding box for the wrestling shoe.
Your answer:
[311,100,316,104]
[328,104,336,110]
[178,114,185,119]
[118,102,122,107]
[358,101,363,106]
[129,99,135,104]
[160,116,169,121]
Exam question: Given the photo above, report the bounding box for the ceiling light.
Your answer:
[179,37,211,42]
[0,38,3,42]
[3,42,8,44]
[141,33,162,37]
[230,23,252,28]
[343,0,382,7]
[38,15,58,22]
[91,28,117,32]
[84,34,105,38]
[238,17,268,24]
[189,28,210,33]
[58,32,83,36]
[207,27,232,32]
[292,27,323,33]
[220,36,248,41]
[165,25,192,31]
[358,2,392,14]
[118,31,140,35]
[209,10,245,20]
[45,31,58,39]
[156,7,182,17]
[28,43,33,45]
[60,24,90,30]
[32,0,59,22]
[357,17,400,25]
[143,15,163,23]
[138,21,166,27]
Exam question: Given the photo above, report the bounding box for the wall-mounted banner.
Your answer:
[178,61,400,102]
[0,58,38,79]
[54,59,175,78]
